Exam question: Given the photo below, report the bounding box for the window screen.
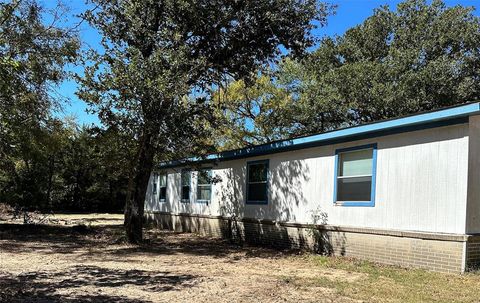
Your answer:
[159,172,167,202]
[336,148,374,202]
[152,173,158,195]
[196,169,212,202]
[247,161,268,203]
[181,170,191,202]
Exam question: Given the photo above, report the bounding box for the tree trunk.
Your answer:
[124,129,156,244]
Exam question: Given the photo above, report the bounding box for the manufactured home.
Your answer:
[145,103,480,273]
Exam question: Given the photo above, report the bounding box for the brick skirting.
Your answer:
[145,211,479,274]
[467,235,480,270]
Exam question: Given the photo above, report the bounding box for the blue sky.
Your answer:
[49,0,478,126]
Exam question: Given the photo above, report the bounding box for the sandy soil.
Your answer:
[0,214,362,303]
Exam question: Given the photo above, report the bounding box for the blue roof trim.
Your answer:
[161,103,480,168]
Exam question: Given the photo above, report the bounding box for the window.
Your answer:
[196,169,212,203]
[334,144,377,206]
[181,170,191,202]
[152,173,158,195]
[159,172,167,202]
[246,160,269,204]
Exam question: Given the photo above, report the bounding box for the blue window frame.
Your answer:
[196,168,212,203]
[246,160,269,204]
[158,172,167,202]
[333,144,377,207]
[181,169,191,203]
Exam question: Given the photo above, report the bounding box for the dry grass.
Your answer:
[0,214,479,303]
[295,255,480,303]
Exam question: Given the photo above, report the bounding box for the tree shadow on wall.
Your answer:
[215,156,345,255]
[217,164,246,241]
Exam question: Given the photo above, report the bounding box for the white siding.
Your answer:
[467,115,480,234]
[146,123,470,234]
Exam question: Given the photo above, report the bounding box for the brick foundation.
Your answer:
[466,235,480,270]
[145,211,477,274]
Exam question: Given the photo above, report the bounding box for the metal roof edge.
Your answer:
[160,102,480,168]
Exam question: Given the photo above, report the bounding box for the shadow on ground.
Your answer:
[0,223,118,254]
[0,221,300,302]
[0,222,298,260]
[106,231,296,260]
[0,264,197,303]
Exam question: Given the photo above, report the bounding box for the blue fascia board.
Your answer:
[161,103,480,168]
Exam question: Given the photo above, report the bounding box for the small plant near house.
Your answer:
[305,206,331,254]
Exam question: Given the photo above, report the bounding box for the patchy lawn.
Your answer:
[298,256,480,303]
[0,214,479,303]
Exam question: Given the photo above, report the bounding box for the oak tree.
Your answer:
[78,0,332,243]
[217,0,480,147]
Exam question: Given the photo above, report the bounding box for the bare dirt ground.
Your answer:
[0,214,361,303]
[1,213,480,303]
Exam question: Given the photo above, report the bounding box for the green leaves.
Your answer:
[218,0,480,148]
[341,0,480,117]
[0,0,83,211]
[77,0,332,241]
[0,0,79,194]
[77,0,333,161]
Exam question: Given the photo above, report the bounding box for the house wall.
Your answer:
[145,123,470,234]
[466,115,480,234]
[145,212,468,273]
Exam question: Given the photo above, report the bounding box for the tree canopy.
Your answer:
[0,0,83,210]
[0,0,79,170]
[78,0,332,243]
[3,0,480,240]
[217,0,480,147]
